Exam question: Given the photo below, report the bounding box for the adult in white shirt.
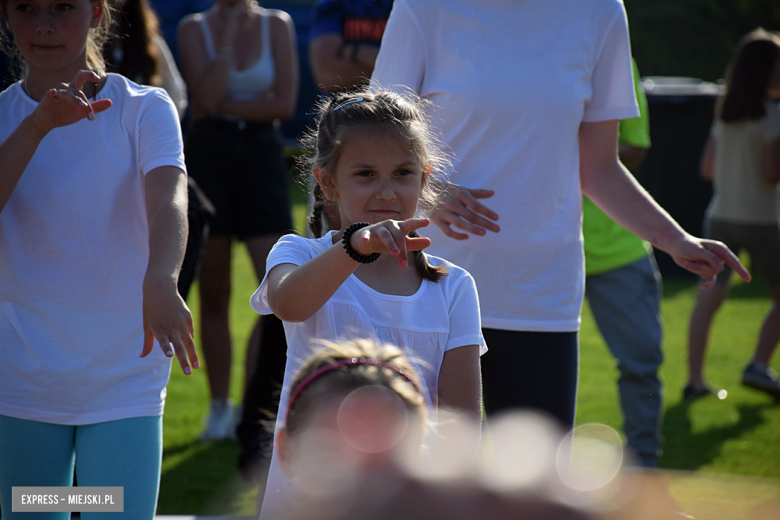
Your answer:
[372,0,749,428]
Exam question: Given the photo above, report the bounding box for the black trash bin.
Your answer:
[635,77,723,278]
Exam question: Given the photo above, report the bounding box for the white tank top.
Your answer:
[199,11,275,101]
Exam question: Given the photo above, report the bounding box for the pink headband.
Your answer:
[285,358,422,425]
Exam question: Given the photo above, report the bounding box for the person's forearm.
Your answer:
[0,115,48,213]
[582,160,687,252]
[146,174,188,283]
[268,243,359,322]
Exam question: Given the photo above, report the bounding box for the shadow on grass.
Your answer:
[659,400,773,471]
[158,440,254,516]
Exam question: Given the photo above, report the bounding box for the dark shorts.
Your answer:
[480,329,579,429]
[184,118,294,240]
[705,218,780,287]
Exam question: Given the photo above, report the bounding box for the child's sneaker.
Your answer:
[199,399,237,441]
[741,364,780,399]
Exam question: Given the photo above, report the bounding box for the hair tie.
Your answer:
[286,358,421,425]
[333,97,364,112]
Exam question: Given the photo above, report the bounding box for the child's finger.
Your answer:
[169,335,192,375]
[140,326,155,358]
[181,322,199,370]
[375,226,401,256]
[398,218,431,234]
[70,70,100,92]
[406,236,432,252]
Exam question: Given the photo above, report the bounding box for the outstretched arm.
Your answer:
[0,71,112,213]
[579,119,750,288]
[267,218,432,322]
[139,166,198,375]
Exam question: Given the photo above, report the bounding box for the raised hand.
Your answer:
[667,234,751,289]
[28,71,112,135]
[140,275,199,375]
[351,218,433,268]
[430,184,500,240]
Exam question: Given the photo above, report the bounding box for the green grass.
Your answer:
[158,177,780,515]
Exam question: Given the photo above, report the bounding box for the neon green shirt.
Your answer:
[583,59,652,276]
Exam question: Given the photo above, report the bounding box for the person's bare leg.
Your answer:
[687,282,729,386]
[198,236,233,402]
[243,234,285,393]
[751,286,780,365]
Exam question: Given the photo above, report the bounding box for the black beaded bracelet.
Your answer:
[342,222,380,264]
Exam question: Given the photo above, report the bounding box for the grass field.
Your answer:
[157,182,780,517]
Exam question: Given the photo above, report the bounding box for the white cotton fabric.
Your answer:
[372,0,638,332]
[250,232,485,519]
[707,101,780,224]
[0,74,185,425]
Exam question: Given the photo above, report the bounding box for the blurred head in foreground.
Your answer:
[276,338,427,492]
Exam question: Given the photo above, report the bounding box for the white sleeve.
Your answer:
[137,88,186,175]
[249,234,315,315]
[582,2,638,123]
[370,0,425,94]
[445,269,487,356]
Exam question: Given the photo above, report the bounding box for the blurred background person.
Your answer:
[685,29,780,401]
[308,0,393,93]
[177,0,299,441]
[105,0,188,119]
[149,0,212,67]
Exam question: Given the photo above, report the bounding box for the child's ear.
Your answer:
[313,165,338,201]
[276,428,297,478]
[421,164,433,186]
[91,1,105,28]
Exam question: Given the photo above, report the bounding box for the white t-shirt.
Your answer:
[372,0,638,332]
[250,232,485,519]
[0,74,185,425]
[707,101,780,224]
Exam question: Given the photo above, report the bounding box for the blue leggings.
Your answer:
[0,415,162,519]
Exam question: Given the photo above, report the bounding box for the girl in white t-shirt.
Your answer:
[250,88,484,518]
[0,0,197,517]
[686,29,780,401]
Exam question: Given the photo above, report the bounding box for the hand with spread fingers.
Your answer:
[667,234,751,289]
[28,70,113,134]
[429,184,500,240]
[140,274,199,375]
[351,218,433,268]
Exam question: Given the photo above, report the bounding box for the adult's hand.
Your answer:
[430,184,500,240]
[667,234,751,289]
